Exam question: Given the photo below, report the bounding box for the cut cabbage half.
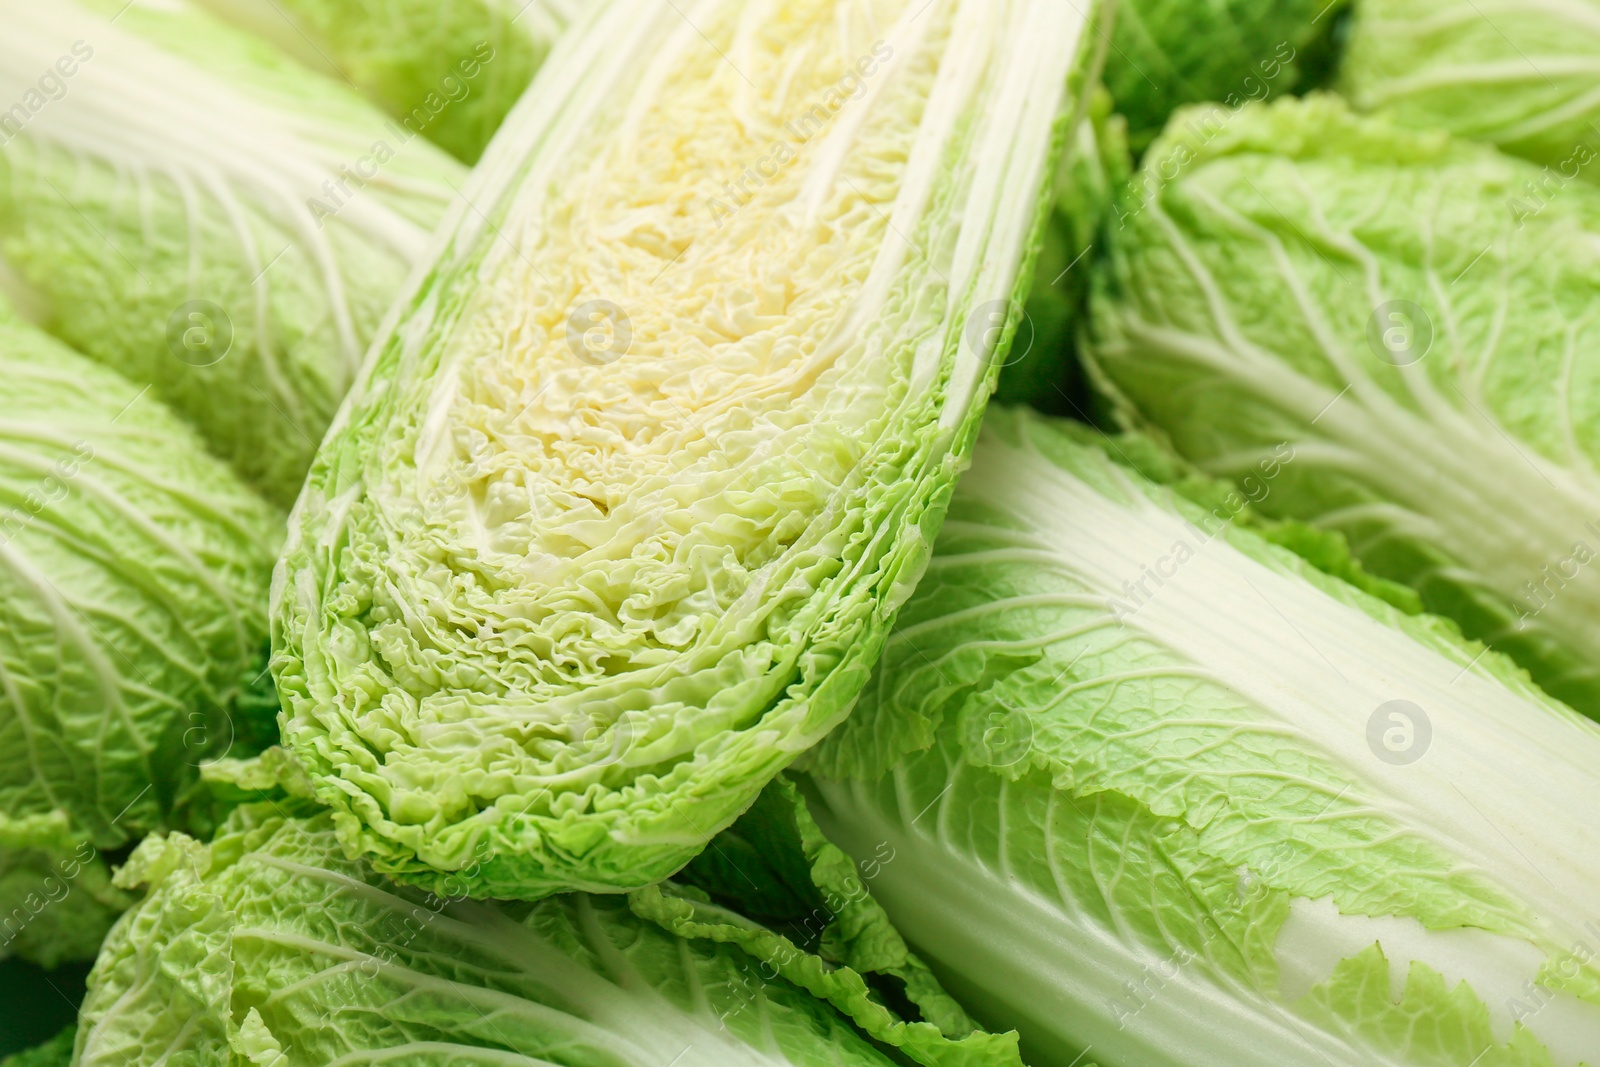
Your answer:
[272,0,1105,899]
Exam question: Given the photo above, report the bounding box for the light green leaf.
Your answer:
[1343,0,1600,175]
[1299,944,1582,1067]
[0,300,281,966]
[77,803,960,1067]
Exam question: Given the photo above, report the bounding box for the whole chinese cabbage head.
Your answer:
[807,407,1600,1067]
[0,298,282,967]
[1088,93,1600,720]
[1344,0,1600,176]
[0,0,466,506]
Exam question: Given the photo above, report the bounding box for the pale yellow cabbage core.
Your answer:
[387,0,948,693]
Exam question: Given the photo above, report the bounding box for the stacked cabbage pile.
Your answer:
[2,1,1599,1066]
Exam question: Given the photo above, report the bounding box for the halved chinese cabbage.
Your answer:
[1087,94,1600,719]
[0,299,282,966]
[272,0,1102,899]
[74,803,1020,1067]
[806,407,1600,1067]
[195,0,584,163]
[0,0,465,507]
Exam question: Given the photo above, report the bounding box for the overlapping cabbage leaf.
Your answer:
[1086,94,1600,719]
[273,0,1104,900]
[1343,0,1600,174]
[0,841,128,970]
[1106,0,1346,152]
[0,1029,73,1067]
[195,0,583,164]
[0,0,466,507]
[73,801,1021,1067]
[804,407,1600,1067]
[0,299,282,967]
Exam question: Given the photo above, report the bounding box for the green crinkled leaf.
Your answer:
[0,835,130,970]
[665,775,1000,1057]
[629,884,1024,1067]
[1299,944,1588,1067]
[1106,0,1348,152]
[0,301,281,966]
[1088,92,1600,720]
[1343,0,1600,176]
[77,804,954,1067]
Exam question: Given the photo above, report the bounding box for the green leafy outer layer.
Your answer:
[0,300,281,967]
[271,0,1105,899]
[1086,92,1600,720]
[0,0,466,507]
[636,776,1025,1067]
[805,407,1600,1067]
[194,0,580,164]
[1105,0,1346,152]
[0,834,129,970]
[0,1029,74,1067]
[1342,0,1600,175]
[75,802,972,1067]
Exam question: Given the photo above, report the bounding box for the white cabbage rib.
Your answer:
[957,429,1600,948]
[275,0,1097,898]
